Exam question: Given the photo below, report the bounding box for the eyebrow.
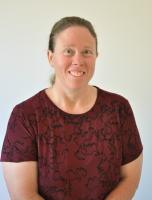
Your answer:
[62,45,94,49]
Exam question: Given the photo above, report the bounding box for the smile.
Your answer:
[68,71,85,77]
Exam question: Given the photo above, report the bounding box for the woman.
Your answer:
[1,16,143,200]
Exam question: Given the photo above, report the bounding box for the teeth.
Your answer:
[69,71,84,77]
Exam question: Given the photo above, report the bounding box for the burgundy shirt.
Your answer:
[1,87,143,200]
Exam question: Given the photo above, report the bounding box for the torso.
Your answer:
[37,87,122,199]
[1,86,143,200]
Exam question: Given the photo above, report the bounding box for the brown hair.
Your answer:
[48,16,98,54]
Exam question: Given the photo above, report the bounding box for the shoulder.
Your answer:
[97,86,129,105]
[11,89,47,117]
[95,86,134,117]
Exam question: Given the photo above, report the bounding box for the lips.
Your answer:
[68,70,85,77]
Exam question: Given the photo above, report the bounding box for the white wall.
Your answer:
[0,0,151,199]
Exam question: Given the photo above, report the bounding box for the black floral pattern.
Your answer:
[1,87,143,200]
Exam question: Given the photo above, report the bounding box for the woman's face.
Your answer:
[48,26,97,91]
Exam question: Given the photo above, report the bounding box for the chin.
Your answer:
[66,83,88,91]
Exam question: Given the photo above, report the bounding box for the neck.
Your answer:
[47,83,97,114]
[53,83,91,104]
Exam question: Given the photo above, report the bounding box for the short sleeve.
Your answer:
[1,105,38,162]
[119,100,143,165]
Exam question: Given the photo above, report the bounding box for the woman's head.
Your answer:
[48,16,98,89]
[48,16,98,55]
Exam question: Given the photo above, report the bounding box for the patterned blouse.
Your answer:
[1,87,143,200]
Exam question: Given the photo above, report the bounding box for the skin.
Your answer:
[2,26,143,200]
[2,162,44,200]
[105,153,143,200]
[47,26,98,114]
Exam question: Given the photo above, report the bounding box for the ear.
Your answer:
[47,50,54,66]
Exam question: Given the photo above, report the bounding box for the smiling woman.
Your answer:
[1,16,143,200]
[47,26,97,91]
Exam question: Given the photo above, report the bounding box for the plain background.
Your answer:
[0,0,151,199]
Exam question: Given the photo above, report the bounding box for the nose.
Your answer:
[72,53,84,66]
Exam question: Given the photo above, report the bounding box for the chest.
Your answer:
[37,111,122,166]
[36,112,122,200]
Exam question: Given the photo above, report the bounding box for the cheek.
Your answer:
[53,56,71,68]
[88,58,96,69]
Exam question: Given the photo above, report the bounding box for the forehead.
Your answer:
[55,26,96,47]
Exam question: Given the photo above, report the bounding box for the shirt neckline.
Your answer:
[41,86,101,117]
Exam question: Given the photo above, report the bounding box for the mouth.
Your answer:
[68,70,85,77]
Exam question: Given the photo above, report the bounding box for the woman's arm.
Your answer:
[105,153,143,200]
[2,161,44,200]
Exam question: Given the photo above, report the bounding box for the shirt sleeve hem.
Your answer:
[121,148,143,166]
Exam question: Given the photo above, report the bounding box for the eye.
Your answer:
[82,49,94,56]
[63,48,74,56]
